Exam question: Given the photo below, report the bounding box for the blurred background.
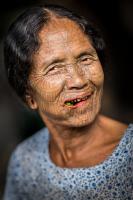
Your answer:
[0,0,133,198]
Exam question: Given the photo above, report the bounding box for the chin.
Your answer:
[43,101,101,128]
[70,105,101,128]
[71,115,97,127]
[56,110,100,128]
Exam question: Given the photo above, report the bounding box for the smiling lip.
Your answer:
[64,91,93,107]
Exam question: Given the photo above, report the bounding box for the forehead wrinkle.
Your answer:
[44,30,69,49]
[39,17,85,44]
[50,18,69,49]
[42,30,90,56]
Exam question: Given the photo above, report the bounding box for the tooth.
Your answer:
[82,96,88,101]
[77,99,81,102]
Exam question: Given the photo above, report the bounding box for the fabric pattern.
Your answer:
[3,124,133,200]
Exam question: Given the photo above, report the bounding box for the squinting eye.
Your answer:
[47,67,57,75]
[82,58,89,61]
[47,64,65,75]
[80,57,92,64]
[49,66,57,72]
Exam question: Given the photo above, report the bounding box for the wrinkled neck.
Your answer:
[43,114,103,165]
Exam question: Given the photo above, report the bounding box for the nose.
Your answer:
[65,64,88,90]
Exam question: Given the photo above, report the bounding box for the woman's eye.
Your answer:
[49,66,57,72]
[47,64,64,75]
[82,58,89,61]
[80,57,92,64]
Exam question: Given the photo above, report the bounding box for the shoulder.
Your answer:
[98,115,133,148]
[7,126,49,173]
[99,115,130,137]
[15,126,48,153]
[4,127,50,199]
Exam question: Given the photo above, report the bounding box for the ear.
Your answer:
[25,94,38,110]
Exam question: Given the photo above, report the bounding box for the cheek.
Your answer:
[34,75,65,103]
[87,64,104,86]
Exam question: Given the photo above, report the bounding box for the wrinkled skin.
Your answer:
[29,18,104,127]
[27,18,127,167]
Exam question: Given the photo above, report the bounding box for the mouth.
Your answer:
[64,93,93,108]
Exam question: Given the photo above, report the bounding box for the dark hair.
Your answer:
[4,4,106,103]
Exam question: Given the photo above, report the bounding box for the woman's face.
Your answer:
[28,18,104,127]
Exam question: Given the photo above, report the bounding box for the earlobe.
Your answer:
[25,95,38,110]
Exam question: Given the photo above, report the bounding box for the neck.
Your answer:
[43,114,104,167]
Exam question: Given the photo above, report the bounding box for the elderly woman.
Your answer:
[3,4,133,200]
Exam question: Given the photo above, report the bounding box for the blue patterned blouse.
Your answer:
[3,124,133,200]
